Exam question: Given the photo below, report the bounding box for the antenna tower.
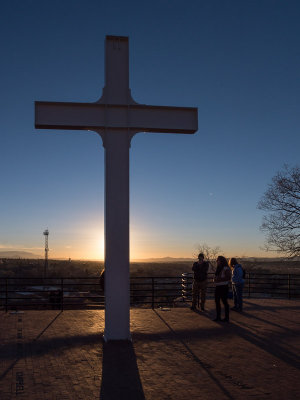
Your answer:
[43,229,49,278]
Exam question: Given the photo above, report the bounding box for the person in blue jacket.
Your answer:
[229,258,244,312]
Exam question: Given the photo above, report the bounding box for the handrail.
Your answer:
[181,272,300,302]
[0,272,299,312]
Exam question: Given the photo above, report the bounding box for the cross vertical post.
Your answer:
[99,37,132,340]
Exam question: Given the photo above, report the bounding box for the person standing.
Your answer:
[229,258,244,312]
[99,268,105,292]
[213,256,232,322]
[191,253,209,311]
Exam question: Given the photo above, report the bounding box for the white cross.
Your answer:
[35,35,198,341]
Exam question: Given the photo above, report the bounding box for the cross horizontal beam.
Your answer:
[35,101,198,134]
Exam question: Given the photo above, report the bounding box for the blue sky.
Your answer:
[0,0,299,260]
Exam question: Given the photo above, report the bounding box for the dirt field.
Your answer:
[1,258,300,278]
[129,260,300,277]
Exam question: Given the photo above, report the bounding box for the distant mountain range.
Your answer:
[0,251,42,259]
[133,257,194,262]
[0,253,194,262]
[0,251,298,262]
[133,256,300,262]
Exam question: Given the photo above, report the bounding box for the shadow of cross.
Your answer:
[35,35,198,341]
[100,341,145,400]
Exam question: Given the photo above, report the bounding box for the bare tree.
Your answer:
[258,165,300,258]
[195,243,221,270]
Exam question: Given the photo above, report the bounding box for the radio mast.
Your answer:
[43,229,49,278]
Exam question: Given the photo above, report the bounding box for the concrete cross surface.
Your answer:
[35,35,198,341]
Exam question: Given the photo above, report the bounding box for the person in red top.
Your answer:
[213,256,232,322]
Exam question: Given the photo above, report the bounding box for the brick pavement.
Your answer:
[0,299,299,399]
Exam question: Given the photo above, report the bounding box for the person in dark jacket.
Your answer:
[191,253,209,311]
[99,269,105,291]
[213,256,232,322]
[229,258,244,312]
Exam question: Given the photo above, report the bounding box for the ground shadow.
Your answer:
[152,308,300,397]
[100,340,145,400]
[229,320,300,369]
[243,299,299,312]
[153,309,236,399]
[242,300,300,323]
[0,311,62,382]
[155,309,300,371]
[194,305,296,334]
[239,309,296,332]
[34,311,62,340]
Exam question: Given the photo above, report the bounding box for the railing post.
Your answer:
[248,272,251,298]
[288,274,291,300]
[5,279,8,313]
[151,277,155,309]
[61,278,64,311]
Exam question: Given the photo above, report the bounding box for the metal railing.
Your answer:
[0,276,183,311]
[0,272,299,312]
[182,272,300,301]
[130,276,182,308]
[0,277,104,312]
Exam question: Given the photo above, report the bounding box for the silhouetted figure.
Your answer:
[213,256,231,322]
[191,253,209,311]
[100,269,105,292]
[229,257,244,312]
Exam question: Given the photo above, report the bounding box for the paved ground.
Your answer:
[0,298,299,400]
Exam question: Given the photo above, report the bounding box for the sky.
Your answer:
[0,0,299,260]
